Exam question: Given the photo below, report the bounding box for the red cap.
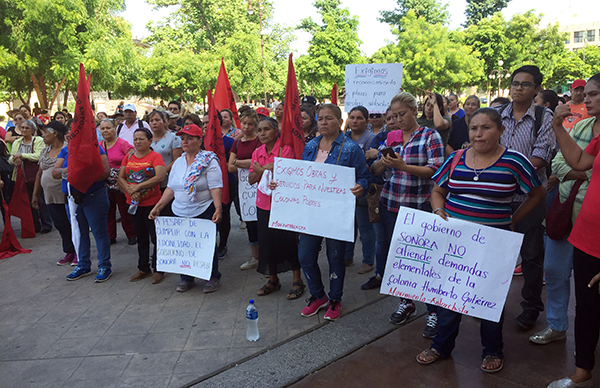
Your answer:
[176,124,203,138]
[572,79,586,89]
[256,107,270,117]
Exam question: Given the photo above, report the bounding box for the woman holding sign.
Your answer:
[149,124,223,294]
[228,109,261,271]
[418,108,544,373]
[298,104,370,320]
[249,117,305,300]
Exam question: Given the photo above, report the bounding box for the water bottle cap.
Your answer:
[249,299,254,304]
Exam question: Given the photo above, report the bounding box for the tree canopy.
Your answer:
[464,0,511,27]
[379,0,450,32]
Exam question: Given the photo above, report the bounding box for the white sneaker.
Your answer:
[240,257,259,270]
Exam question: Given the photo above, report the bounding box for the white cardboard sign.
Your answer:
[269,157,355,242]
[238,168,258,222]
[344,63,403,113]
[380,207,524,323]
[155,216,217,280]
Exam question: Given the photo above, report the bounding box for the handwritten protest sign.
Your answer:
[269,157,355,242]
[238,168,258,222]
[380,208,524,323]
[344,63,403,113]
[155,216,217,280]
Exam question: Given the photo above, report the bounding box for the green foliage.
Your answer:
[371,11,484,95]
[378,0,450,32]
[295,0,363,99]
[578,45,600,77]
[464,0,511,27]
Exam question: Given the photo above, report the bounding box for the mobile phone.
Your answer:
[381,147,397,158]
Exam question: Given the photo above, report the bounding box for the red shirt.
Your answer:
[121,151,165,206]
[569,132,600,258]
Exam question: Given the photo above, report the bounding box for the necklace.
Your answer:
[471,147,499,181]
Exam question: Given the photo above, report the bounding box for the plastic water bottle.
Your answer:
[128,200,139,215]
[246,300,259,341]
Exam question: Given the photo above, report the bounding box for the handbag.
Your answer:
[21,138,39,183]
[367,183,383,223]
[105,167,120,191]
[546,179,585,241]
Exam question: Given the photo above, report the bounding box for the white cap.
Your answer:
[123,103,136,112]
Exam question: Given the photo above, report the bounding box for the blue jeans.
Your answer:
[181,203,221,282]
[47,203,75,254]
[544,236,573,332]
[345,205,376,265]
[375,205,398,278]
[76,186,111,271]
[432,307,504,359]
[298,234,346,301]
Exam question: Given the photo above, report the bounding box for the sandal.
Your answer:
[257,280,281,296]
[287,282,306,300]
[416,348,441,365]
[480,355,504,373]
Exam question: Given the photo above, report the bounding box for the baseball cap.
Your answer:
[256,107,270,118]
[44,120,67,135]
[572,79,586,89]
[301,96,317,106]
[123,103,136,112]
[563,91,571,97]
[176,124,203,138]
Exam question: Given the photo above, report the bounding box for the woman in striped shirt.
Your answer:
[416,108,545,372]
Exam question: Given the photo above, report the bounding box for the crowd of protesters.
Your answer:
[2,65,600,387]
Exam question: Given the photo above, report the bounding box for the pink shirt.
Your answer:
[250,138,293,211]
[104,138,134,169]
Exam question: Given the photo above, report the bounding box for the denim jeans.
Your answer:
[47,203,75,254]
[374,205,398,278]
[181,203,221,282]
[432,307,504,359]
[131,205,157,273]
[344,205,376,265]
[76,186,111,271]
[298,234,346,301]
[544,236,574,332]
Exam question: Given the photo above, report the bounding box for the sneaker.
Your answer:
[361,276,382,290]
[70,254,78,267]
[301,295,329,317]
[66,267,92,281]
[423,312,438,338]
[151,272,165,284]
[176,280,194,292]
[218,246,228,260]
[128,237,137,245]
[129,270,152,282]
[203,278,221,293]
[513,264,522,276]
[357,263,373,274]
[57,253,75,266]
[240,257,259,270]
[240,221,246,229]
[529,326,567,345]
[324,300,342,321]
[389,300,416,325]
[95,268,112,283]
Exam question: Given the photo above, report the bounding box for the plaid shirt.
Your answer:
[379,127,445,212]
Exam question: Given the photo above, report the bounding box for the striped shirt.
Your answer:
[432,149,541,228]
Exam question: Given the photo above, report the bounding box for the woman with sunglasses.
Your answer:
[367,111,386,135]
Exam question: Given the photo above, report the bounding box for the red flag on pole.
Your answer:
[205,89,230,205]
[68,63,103,193]
[214,58,241,129]
[280,53,305,159]
[7,167,36,238]
[0,196,32,259]
[331,84,338,105]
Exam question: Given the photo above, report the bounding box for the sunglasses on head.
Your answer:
[369,114,382,118]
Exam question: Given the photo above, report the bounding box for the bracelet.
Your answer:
[215,205,223,209]
[433,207,443,214]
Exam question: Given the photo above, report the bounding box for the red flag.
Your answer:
[280,53,305,159]
[68,63,103,193]
[7,167,36,238]
[331,84,338,105]
[214,58,241,129]
[205,89,230,205]
[0,198,32,259]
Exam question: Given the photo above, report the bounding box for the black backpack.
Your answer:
[117,119,145,137]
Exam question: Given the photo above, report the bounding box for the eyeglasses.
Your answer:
[369,114,382,118]
[509,81,537,89]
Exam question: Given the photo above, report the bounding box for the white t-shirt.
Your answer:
[152,132,182,187]
[118,119,151,146]
[168,156,223,217]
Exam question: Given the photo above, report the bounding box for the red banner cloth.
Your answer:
[331,84,338,105]
[214,59,241,129]
[1,198,32,259]
[205,89,230,205]
[68,63,103,193]
[280,53,305,159]
[8,167,35,238]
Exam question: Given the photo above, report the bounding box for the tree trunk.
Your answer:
[48,78,66,111]
[63,86,70,109]
[30,72,49,109]
[16,90,28,105]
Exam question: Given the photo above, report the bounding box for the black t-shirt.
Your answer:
[448,117,470,151]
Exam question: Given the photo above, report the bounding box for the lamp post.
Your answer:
[248,0,268,106]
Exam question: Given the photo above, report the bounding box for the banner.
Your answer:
[280,53,304,159]
[380,208,523,323]
[344,63,403,113]
[238,168,257,222]
[155,217,217,280]
[269,157,355,242]
[205,89,229,204]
